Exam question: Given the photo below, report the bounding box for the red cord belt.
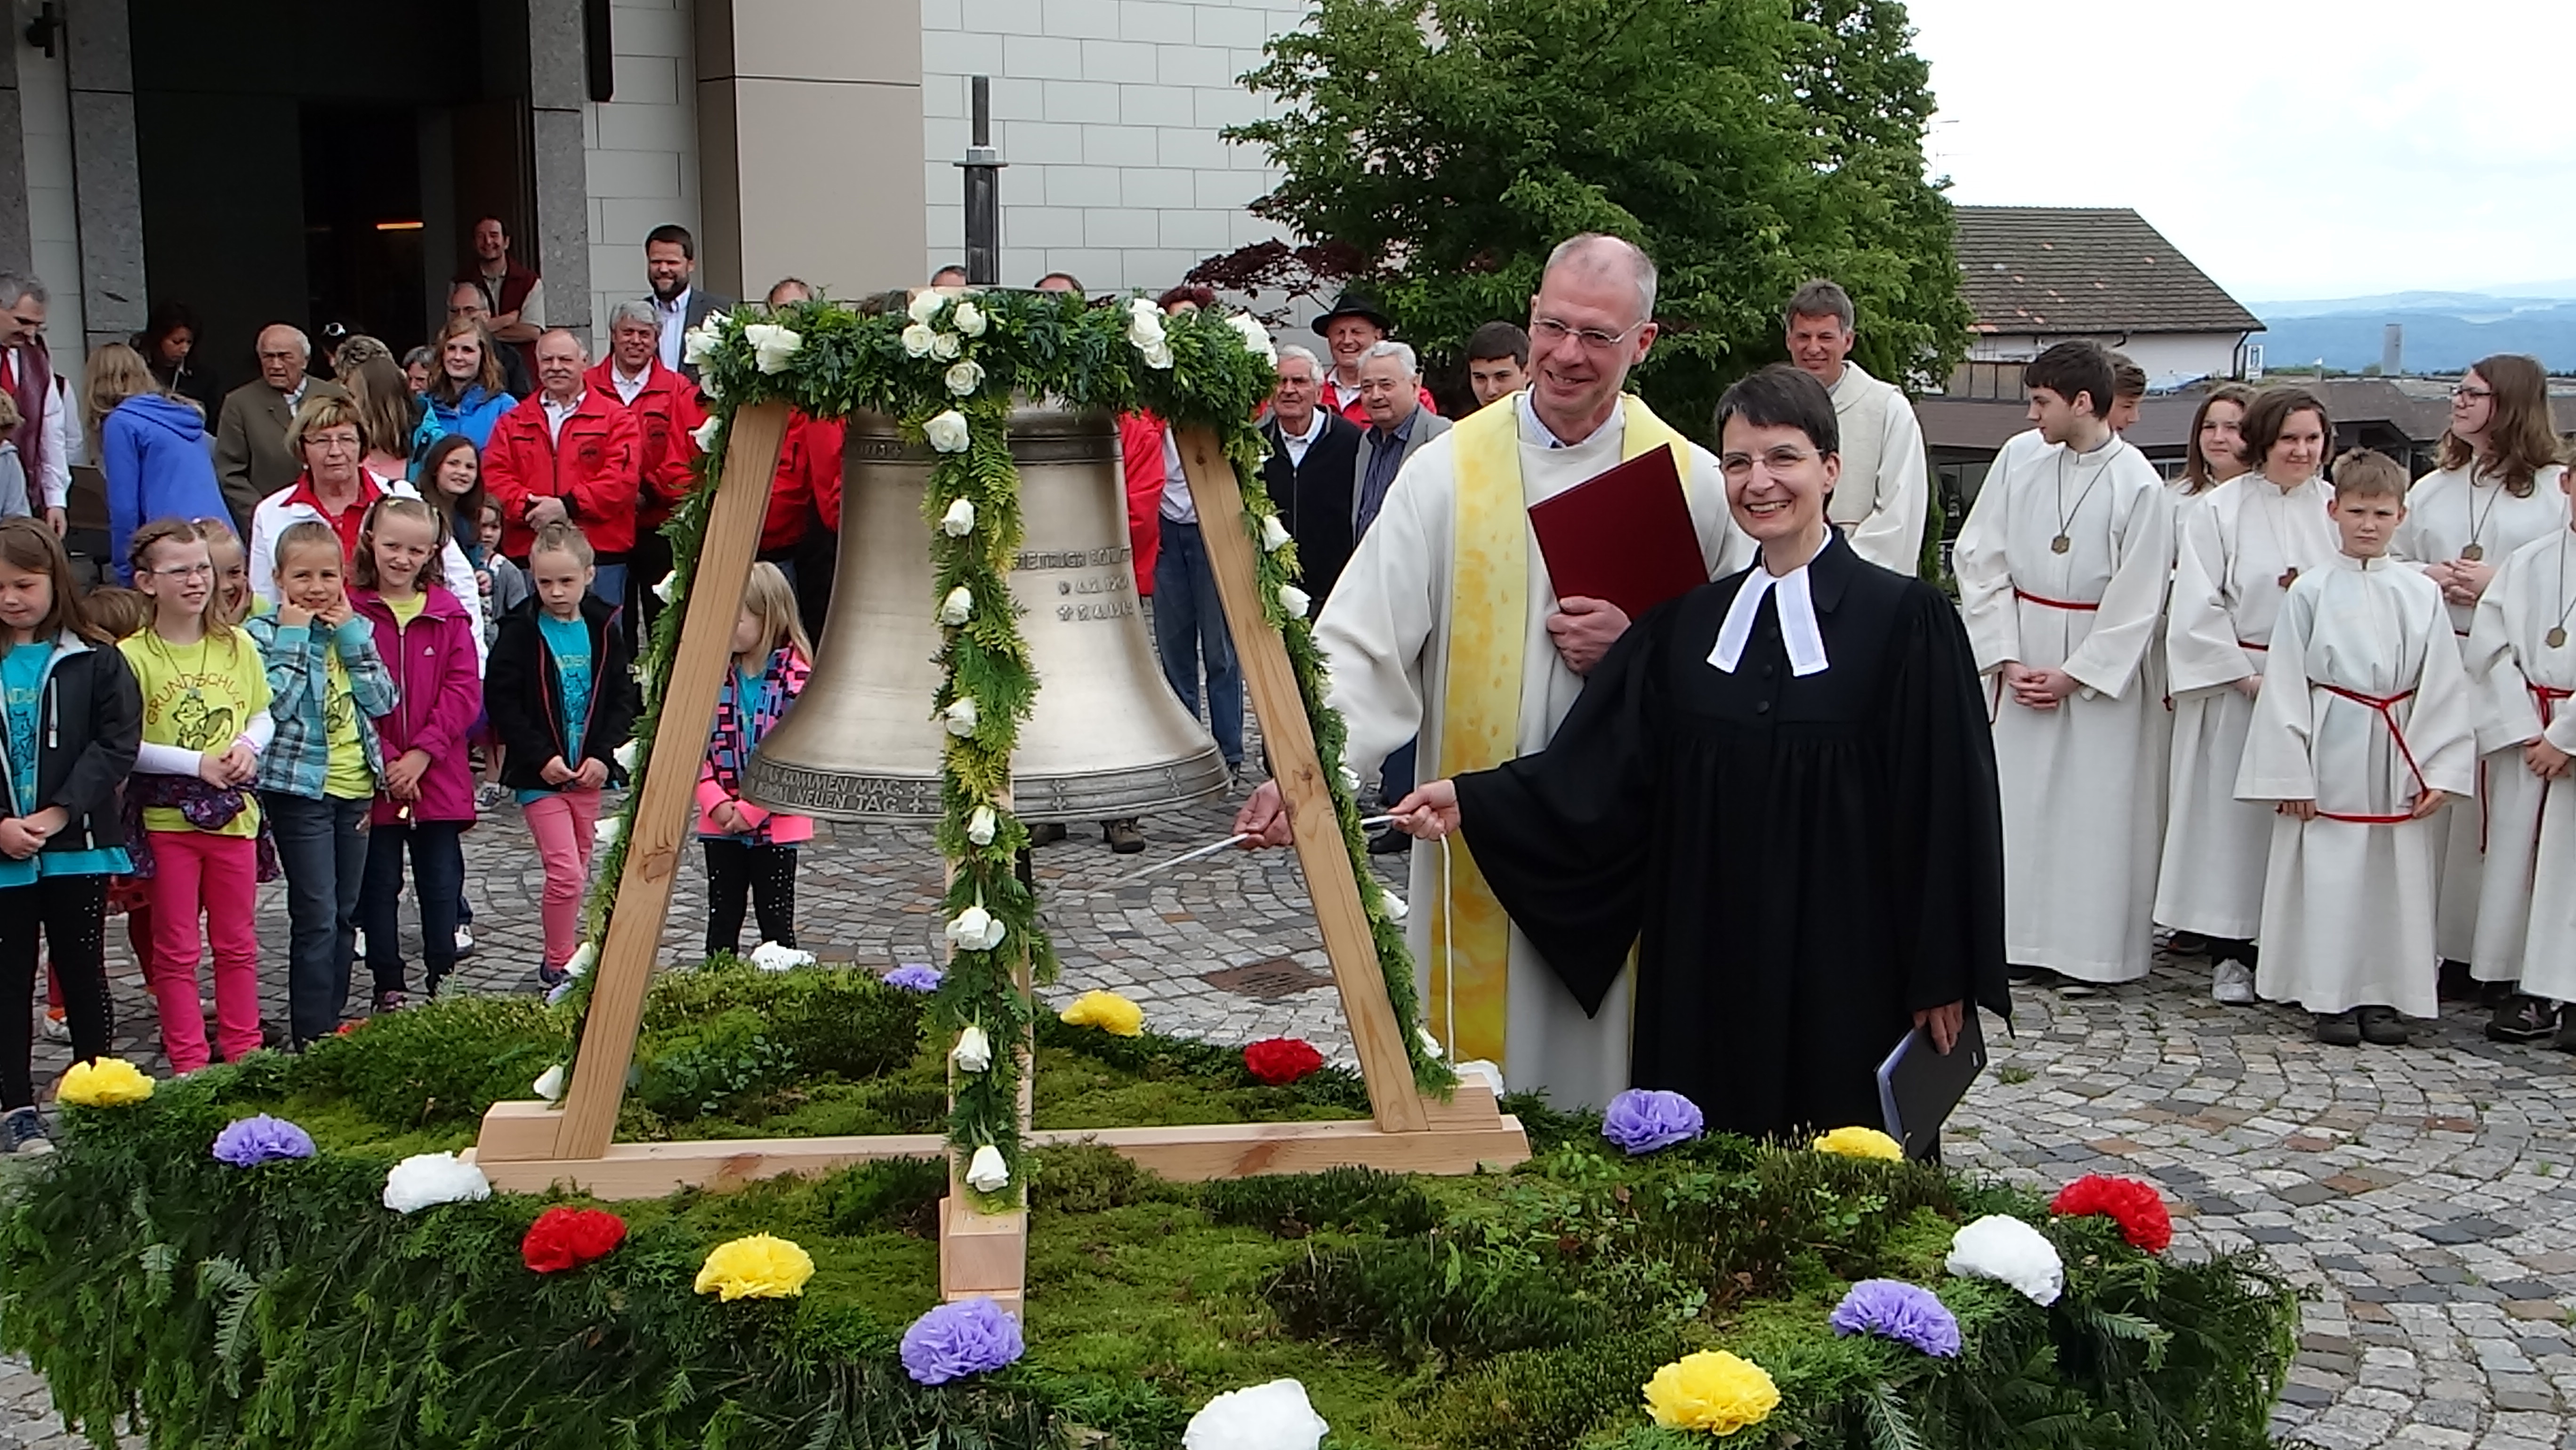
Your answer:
[2313,683,2424,824]
[2013,588,2099,612]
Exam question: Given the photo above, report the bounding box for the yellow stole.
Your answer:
[1430,393,1693,1065]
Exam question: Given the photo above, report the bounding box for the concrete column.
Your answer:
[0,24,32,277]
[63,0,140,353]
[693,0,926,301]
[529,0,593,337]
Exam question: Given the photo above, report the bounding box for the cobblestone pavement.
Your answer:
[2,779,2575,1447]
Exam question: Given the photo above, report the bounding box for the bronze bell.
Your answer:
[741,399,1231,822]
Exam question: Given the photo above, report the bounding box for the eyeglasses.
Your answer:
[1531,315,1646,353]
[1720,447,1822,478]
[307,434,361,452]
[146,562,213,579]
[2451,385,2493,401]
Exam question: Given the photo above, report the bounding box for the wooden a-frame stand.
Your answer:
[467,402,1529,1312]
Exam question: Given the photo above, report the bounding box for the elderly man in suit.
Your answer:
[0,274,71,537]
[1350,338,1451,851]
[215,323,348,532]
[1262,344,1365,604]
[645,224,734,384]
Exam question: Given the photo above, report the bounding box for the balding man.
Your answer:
[1239,233,1753,1107]
[482,329,642,608]
[215,323,349,532]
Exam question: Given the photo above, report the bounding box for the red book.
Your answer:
[1526,446,1709,621]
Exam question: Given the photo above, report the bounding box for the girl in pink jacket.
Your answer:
[697,562,812,958]
[350,497,483,1007]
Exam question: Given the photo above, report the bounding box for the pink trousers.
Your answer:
[144,830,262,1072]
[522,788,603,970]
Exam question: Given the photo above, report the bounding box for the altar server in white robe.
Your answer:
[1955,341,2172,991]
[2159,387,2341,1003]
[1236,233,1750,1109]
[2461,486,2576,1049]
[2389,354,2571,1017]
[1782,279,1929,574]
[2238,450,2476,1045]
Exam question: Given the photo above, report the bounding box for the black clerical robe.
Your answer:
[1453,532,2009,1142]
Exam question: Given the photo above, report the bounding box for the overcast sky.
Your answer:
[1902,0,2576,302]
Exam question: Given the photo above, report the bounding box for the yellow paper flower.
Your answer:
[1059,990,1144,1037]
[1643,1350,1780,1437]
[58,1057,154,1107]
[1813,1125,1904,1161]
[693,1233,814,1301]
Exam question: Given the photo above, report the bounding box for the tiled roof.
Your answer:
[1955,207,2262,336]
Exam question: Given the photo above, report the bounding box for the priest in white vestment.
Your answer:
[1784,281,1928,574]
[2462,509,2576,1043]
[1954,341,2171,989]
[1237,234,1750,1108]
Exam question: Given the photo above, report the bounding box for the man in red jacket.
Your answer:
[588,299,705,636]
[483,329,643,612]
[759,279,845,636]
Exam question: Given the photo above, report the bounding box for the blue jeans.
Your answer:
[1151,517,1243,766]
[1379,738,1417,806]
[362,819,466,998]
[589,562,628,612]
[263,791,370,1044]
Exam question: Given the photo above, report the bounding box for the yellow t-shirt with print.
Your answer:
[121,629,274,837]
[321,646,370,799]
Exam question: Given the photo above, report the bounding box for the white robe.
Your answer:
[1314,402,1752,1109]
[2392,462,2570,967]
[1824,362,1930,575]
[1954,428,2173,983]
[2157,472,2340,939]
[2463,527,2576,1000]
[2237,555,2477,1017]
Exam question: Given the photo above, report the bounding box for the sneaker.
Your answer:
[1103,819,1146,855]
[2054,979,2099,999]
[452,924,477,959]
[2438,958,2479,1002]
[2487,993,2559,1043]
[39,1007,67,1043]
[475,781,510,812]
[2358,1006,2411,1047]
[2314,1011,2363,1046]
[536,963,569,990]
[371,990,409,1015]
[0,1105,49,1155]
[1367,827,1411,855]
[2165,929,2213,957]
[1028,822,1067,846]
[2211,959,2257,1006]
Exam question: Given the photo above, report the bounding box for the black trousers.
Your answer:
[704,839,797,957]
[628,526,675,647]
[0,875,109,1109]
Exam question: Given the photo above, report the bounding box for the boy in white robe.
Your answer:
[2461,478,2576,1048]
[2237,451,2478,1045]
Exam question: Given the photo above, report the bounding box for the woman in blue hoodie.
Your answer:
[87,343,229,583]
[407,317,516,475]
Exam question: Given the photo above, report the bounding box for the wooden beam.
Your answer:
[1170,426,1427,1134]
[549,402,791,1161]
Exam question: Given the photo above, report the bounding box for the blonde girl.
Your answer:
[696,562,813,956]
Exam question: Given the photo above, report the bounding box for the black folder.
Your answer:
[1876,1009,1988,1161]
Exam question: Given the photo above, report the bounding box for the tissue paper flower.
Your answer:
[1813,1125,1905,1161]
[939,586,974,626]
[521,1206,626,1273]
[924,410,971,453]
[2050,1173,2174,1253]
[1946,1214,2064,1305]
[1829,1279,1962,1358]
[382,1152,492,1214]
[612,739,640,772]
[1059,990,1143,1037]
[902,322,938,358]
[942,696,980,737]
[946,904,1006,952]
[745,322,802,373]
[1453,1059,1505,1096]
[944,360,984,396]
[952,300,987,337]
[690,414,721,451]
[939,497,977,536]
[965,1144,1011,1192]
[907,290,945,325]
[1602,1088,1704,1155]
[748,941,815,972]
[951,1024,994,1072]
[1642,1350,1779,1437]
[694,1233,813,1300]
[1243,1037,1324,1085]
[211,1115,314,1166]
[57,1057,153,1107]
[899,1296,1023,1385]
[1183,1378,1329,1450]
[1277,584,1311,619]
[966,805,997,845]
[1258,514,1291,552]
[565,942,598,978]
[885,963,944,992]
[533,1063,567,1102]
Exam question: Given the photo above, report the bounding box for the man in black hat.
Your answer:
[1314,288,1437,425]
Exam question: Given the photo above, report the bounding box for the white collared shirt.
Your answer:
[1710,534,1834,677]
[1277,406,1328,466]
[656,289,693,371]
[541,390,586,442]
[611,364,649,405]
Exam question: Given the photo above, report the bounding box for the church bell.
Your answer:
[741,399,1231,822]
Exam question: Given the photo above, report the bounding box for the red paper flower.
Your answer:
[2049,1173,2173,1253]
[1244,1037,1325,1086]
[522,1206,628,1273]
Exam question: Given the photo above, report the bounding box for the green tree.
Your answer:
[1223,0,1971,438]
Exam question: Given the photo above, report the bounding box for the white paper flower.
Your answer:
[749,940,816,972]
[943,696,980,737]
[612,739,640,773]
[902,322,939,358]
[945,904,1007,952]
[938,586,975,626]
[1139,338,1175,371]
[1183,1378,1330,1450]
[1416,1026,1445,1060]
[908,290,945,326]
[1452,1059,1505,1097]
[1224,313,1279,367]
[952,300,988,337]
[1946,1214,2065,1306]
[382,1152,492,1214]
[931,331,963,362]
[1278,584,1311,619]
[951,1023,994,1072]
[700,368,724,402]
[944,359,984,396]
[689,414,721,451]
[652,571,679,603]
[1126,296,1163,334]
[965,1144,1011,1193]
[1337,763,1360,794]
[745,321,803,374]
[565,942,598,979]
[1379,889,1407,922]
[532,1064,566,1102]
[682,322,724,366]
[940,497,977,535]
[966,805,998,846]
[924,410,972,454]
[595,816,623,847]
[1259,514,1291,553]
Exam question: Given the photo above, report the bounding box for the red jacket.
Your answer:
[765,413,844,553]
[1320,374,1438,426]
[583,358,704,529]
[482,388,643,559]
[1118,412,1164,596]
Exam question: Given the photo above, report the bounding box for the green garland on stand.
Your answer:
[556,287,1449,1213]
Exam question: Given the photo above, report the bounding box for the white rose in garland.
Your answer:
[939,497,977,534]
[965,1144,1011,1193]
[966,805,998,846]
[652,571,679,603]
[689,414,722,451]
[700,368,724,402]
[1278,584,1311,619]
[745,322,803,374]
[612,739,640,773]
[565,942,598,979]
[902,323,939,359]
[942,696,980,736]
[1946,1214,2064,1306]
[945,360,985,396]
[1259,515,1291,552]
[952,300,988,337]
[1416,1026,1445,1060]
[931,331,963,362]
[682,322,724,367]
[938,586,975,626]
[532,1064,566,1102]
[1183,1378,1330,1450]
[945,904,1007,952]
[924,411,972,455]
[1138,338,1175,371]
[951,1024,994,1072]
[908,290,945,326]
[1224,313,1279,367]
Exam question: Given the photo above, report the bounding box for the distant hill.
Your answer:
[2246,290,2576,374]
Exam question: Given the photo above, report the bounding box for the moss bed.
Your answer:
[0,962,2295,1449]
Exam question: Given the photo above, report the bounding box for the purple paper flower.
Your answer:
[211,1114,316,1167]
[885,963,944,992]
[1830,1279,1962,1358]
[900,1296,1025,1385]
[1601,1088,1704,1155]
